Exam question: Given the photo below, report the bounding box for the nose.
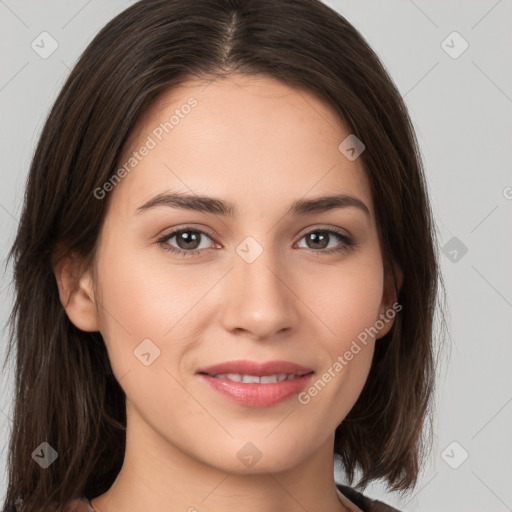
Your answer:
[220,240,300,341]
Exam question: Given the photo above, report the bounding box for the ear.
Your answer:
[53,252,100,332]
[375,261,403,339]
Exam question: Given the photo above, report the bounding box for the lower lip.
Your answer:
[199,373,314,407]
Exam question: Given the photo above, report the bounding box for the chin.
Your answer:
[192,432,316,475]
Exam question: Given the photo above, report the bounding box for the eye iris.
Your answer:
[307,232,329,249]
[177,230,201,250]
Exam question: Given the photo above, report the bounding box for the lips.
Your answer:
[197,360,314,407]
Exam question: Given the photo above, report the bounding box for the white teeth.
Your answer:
[212,373,298,383]
[242,374,260,384]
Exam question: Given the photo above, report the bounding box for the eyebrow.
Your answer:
[136,192,370,218]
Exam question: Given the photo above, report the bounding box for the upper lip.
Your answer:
[197,360,314,377]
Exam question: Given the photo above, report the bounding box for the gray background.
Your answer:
[1,1,511,510]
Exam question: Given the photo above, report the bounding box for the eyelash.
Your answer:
[156,226,356,258]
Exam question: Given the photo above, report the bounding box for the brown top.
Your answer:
[336,484,402,511]
[61,485,402,512]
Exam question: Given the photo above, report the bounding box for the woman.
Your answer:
[2,0,445,511]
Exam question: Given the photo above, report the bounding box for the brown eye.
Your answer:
[297,229,354,253]
[157,228,215,257]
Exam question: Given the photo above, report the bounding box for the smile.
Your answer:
[197,360,314,407]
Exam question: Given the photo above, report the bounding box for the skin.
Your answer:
[55,74,402,512]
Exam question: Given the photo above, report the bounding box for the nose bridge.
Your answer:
[222,234,298,337]
[235,234,288,301]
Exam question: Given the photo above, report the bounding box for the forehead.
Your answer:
[110,74,373,220]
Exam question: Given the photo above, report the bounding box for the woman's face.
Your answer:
[85,74,398,473]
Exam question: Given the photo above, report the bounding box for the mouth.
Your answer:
[196,360,314,407]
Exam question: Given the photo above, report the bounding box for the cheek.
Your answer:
[96,234,196,337]
[294,256,383,419]
[93,250,201,427]
[308,254,385,344]
[94,235,220,389]
[93,239,169,372]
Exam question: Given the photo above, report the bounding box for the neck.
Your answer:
[91,402,349,512]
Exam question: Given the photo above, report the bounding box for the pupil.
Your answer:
[179,231,199,249]
[309,232,328,249]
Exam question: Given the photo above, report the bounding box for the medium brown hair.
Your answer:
[3,0,446,510]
